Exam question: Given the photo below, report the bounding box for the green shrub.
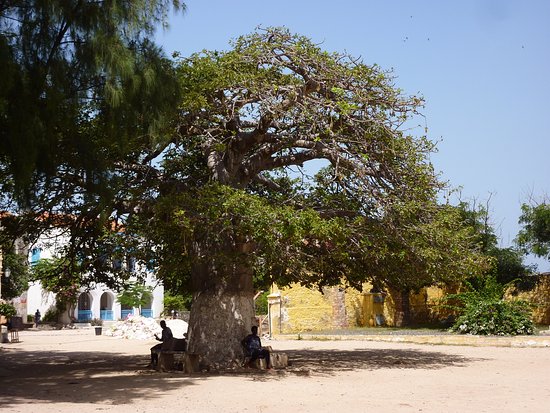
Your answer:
[255,291,269,315]
[90,318,103,326]
[0,303,16,317]
[162,293,190,316]
[451,299,534,335]
[446,276,534,336]
[42,306,60,322]
[118,282,153,314]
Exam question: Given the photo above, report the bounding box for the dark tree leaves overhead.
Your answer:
[0,0,185,199]
[0,0,185,289]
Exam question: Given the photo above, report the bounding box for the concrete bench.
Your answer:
[153,338,202,372]
[243,345,289,369]
[157,351,201,373]
[251,352,288,369]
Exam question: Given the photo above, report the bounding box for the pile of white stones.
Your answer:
[105,315,188,340]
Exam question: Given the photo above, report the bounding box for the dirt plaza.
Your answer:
[1,328,549,413]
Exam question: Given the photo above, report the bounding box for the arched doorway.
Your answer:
[77,293,92,321]
[100,292,114,321]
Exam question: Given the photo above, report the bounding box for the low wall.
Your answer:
[269,277,550,334]
[508,275,550,325]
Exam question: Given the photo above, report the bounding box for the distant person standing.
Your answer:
[34,309,41,327]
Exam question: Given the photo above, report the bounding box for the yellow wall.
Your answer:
[269,278,550,333]
[270,283,394,332]
[344,288,386,327]
[507,276,550,325]
[269,282,459,332]
[276,283,333,333]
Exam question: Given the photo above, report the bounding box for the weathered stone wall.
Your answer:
[325,286,348,329]
[508,275,550,325]
[276,283,332,333]
[269,278,550,333]
[270,282,460,332]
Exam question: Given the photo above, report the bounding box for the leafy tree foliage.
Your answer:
[121,28,487,362]
[455,201,498,253]
[492,247,535,288]
[447,276,534,336]
[0,302,16,317]
[0,0,184,199]
[162,292,190,317]
[31,257,81,321]
[0,250,29,299]
[254,291,269,315]
[456,201,534,285]
[1,26,489,367]
[438,201,537,332]
[517,202,550,261]
[117,282,153,315]
[0,1,184,294]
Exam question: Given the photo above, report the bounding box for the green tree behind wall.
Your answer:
[31,257,81,322]
[517,202,550,262]
[117,282,153,315]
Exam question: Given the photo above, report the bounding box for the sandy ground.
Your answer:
[1,328,549,413]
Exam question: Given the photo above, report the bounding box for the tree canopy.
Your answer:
[0,0,185,290]
[517,202,550,262]
[0,0,184,200]
[31,256,81,321]
[120,27,477,294]
[117,282,153,315]
[0,25,489,367]
[455,200,534,286]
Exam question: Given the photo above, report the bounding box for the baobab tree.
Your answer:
[126,28,479,367]
[2,25,485,368]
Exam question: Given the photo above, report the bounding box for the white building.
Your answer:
[25,229,164,323]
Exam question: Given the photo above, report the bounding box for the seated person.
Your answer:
[150,320,173,367]
[242,325,271,369]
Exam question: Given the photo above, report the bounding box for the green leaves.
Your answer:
[0,0,184,198]
[517,202,550,260]
[31,257,81,306]
[447,276,534,336]
[117,282,153,311]
[0,303,16,318]
[163,292,191,315]
[139,183,350,290]
[452,299,534,336]
[0,250,29,300]
[0,23,489,315]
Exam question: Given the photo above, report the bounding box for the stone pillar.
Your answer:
[267,292,282,336]
[324,286,348,329]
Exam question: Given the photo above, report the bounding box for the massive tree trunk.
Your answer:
[186,240,257,370]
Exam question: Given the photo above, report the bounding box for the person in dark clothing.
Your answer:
[149,320,173,367]
[242,325,271,369]
[34,309,41,326]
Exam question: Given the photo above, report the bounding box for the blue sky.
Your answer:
[155,0,550,270]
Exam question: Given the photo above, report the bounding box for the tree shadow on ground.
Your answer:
[238,347,485,381]
[0,345,485,404]
[287,347,481,373]
[0,347,203,408]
